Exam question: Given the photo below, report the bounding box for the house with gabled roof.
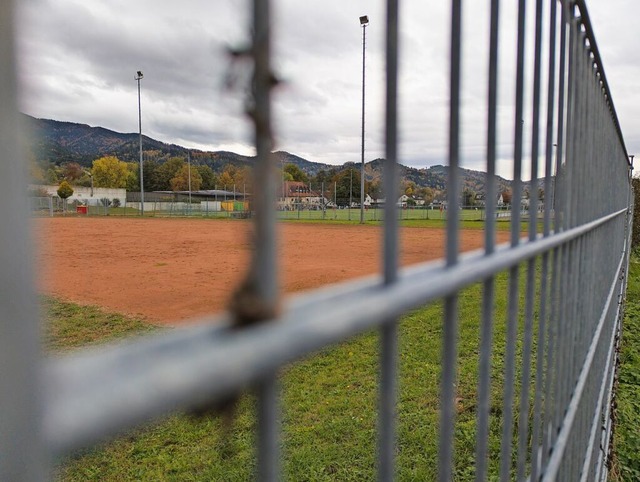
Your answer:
[278,181,326,210]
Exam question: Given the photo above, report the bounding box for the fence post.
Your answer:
[0,1,46,478]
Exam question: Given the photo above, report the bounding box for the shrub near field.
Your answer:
[45,260,640,480]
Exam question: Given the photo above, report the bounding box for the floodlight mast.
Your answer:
[187,151,192,207]
[135,71,144,215]
[359,15,369,224]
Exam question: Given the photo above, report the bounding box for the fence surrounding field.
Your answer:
[30,195,524,222]
[276,205,525,222]
[1,1,634,481]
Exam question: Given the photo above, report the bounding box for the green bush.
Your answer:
[57,181,74,200]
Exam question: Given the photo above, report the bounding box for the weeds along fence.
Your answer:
[1,0,634,481]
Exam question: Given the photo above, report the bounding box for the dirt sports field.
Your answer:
[36,218,510,326]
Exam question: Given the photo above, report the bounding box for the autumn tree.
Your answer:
[143,158,163,191]
[310,168,338,187]
[46,166,62,184]
[333,168,361,205]
[403,181,417,197]
[62,162,85,182]
[415,186,434,205]
[91,156,130,188]
[125,162,140,192]
[282,171,294,182]
[218,170,234,190]
[57,180,74,200]
[170,164,203,191]
[233,166,252,191]
[29,161,46,183]
[368,179,383,200]
[284,163,309,183]
[197,165,217,190]
[501,190,512,205]
[156,157,185,190]
[463,189,477,207]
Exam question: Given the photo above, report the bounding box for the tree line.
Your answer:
[33,155,533,207]
[32,156,252,193]
[284,163,439,205]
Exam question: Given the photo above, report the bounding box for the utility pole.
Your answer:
[349,168,353,221]
[359,15,369,224]
[135,71,144,216]
[187,152,192,213]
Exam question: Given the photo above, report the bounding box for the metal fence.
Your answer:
[30,193,528,222]
[1,0,633,481]
[31,195,512,221]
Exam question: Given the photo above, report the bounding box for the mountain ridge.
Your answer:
[24,114,515,195]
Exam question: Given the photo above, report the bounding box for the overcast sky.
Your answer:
[15,0,640,179]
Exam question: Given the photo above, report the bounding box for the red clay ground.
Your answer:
[35,218,509,325]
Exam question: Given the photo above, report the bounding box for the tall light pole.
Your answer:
[359,15,369,224]
[282,159,286,210]
[135,70,144,216]
[85,171,93,198]
[187,151,192,207]
[349,167,353,221]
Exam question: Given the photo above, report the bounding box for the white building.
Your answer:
[32,184,127,206]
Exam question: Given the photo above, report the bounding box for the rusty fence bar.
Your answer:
[0,0,633,480]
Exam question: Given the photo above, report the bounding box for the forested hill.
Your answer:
[23,115,334,174]
[24,114,185,166]
[24,114,514,195]
[364,159,512,196]
[428,164,513,198]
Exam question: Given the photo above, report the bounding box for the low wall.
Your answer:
[33,185,126,206]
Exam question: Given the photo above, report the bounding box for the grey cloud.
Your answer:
[15,0,640,179]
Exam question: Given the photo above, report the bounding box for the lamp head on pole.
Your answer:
[135,71,144,80]
[359,15,369,26]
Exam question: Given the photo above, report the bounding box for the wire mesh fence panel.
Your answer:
[116,192,250,218]
[1,0,634,481]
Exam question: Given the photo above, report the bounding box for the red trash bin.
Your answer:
[76,205,88,214]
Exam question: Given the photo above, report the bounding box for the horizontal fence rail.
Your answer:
[0,0,633,481]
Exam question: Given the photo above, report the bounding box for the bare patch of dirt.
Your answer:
[35,217,508,325]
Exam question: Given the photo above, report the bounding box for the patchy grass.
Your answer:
[46,268,534,481]
[42,297,158,352]
[278,216,530,232]
[610,255,640,481]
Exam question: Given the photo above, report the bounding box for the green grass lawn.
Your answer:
[46,272,526,481]
[45,256,638,481]
[611,255,640,480]
[280,212,533,233]
[42,297,157,352]
[52,206,539,233]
